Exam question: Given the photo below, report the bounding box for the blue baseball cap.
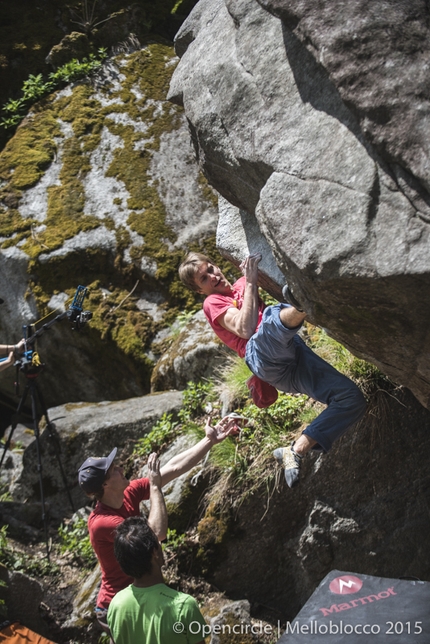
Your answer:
[78,447,117,494]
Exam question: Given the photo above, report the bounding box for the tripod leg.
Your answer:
[0,383,30,470]
[29,382,50,561]
[35,385,75,513]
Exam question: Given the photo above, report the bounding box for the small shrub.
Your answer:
[0,49,108,133]
[58,516,96,568]
[178,381,217,423]
[133,413,180,458]
[0,525,59,576]
[164,528,187,551]
[168,310,194,339]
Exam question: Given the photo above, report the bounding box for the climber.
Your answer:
[179,252,366,488]
[77,415,237,637]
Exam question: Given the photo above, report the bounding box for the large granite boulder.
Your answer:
[167,0,430,409]
[0,567,50,638]
[5,390,183,517]
[151,309,232,392]
[203,387,430,619]
[0,41,218,409]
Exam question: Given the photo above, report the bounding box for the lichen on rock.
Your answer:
[0,40,221,406]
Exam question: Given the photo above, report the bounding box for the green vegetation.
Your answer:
[0,0,197,122]
[304,324,392,394]
[0,35,233,395]
[0,40,227,388]
[215,355,252,404]
[173,327,390,516]
[163,528,187,557]
[0,579,6,618]
[169,310,195,339]
[98,634,111,644]
[0,525,59,576]
[132,381,220,459]
[143,327,390,576]
[133,413,181,458]
[58,516,97,568]
[178,381,217,422]
[0,483,12,503]
[0,50,108,132]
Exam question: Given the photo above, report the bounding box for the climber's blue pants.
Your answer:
[245,304,366,452]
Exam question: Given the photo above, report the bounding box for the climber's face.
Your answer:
[194,262,233,296]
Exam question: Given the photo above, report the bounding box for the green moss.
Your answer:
[0,0,189,125]
[196,503,231,575]
[111,312,153,364]
[0,40,227,390]
[0,208,33,241]
[0,84,105,256]
[0,110,59,190]
[103,45,182,266]
[164,473,209,533]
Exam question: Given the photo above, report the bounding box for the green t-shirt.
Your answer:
[107,583,207,644]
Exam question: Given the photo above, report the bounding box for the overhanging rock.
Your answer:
[168,0,430,408]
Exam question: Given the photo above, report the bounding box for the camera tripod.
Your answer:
[0,286,91,559]
[0,359,75,561]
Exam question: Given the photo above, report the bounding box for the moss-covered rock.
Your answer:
[46,32,92,70]
[151,310,232,392]
[0,41,225,407]
[196,502,231,576]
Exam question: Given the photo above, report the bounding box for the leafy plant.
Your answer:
[168,310,194,339]
[58,516,96,568]
[0,483,12,503]
[133,413,180,458]
[243,393,308,429]
[0,49,108,132]
[162,528,189,564]
[22,74,49,102]
[208,394,307,477]
[178,381,216,423]
[164,528,187,551]
[0,525,59,576]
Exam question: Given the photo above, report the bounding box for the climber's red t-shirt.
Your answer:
[203,277,265,358]
[88,478,150,609]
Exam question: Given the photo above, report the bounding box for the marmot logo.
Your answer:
[329,575,363,595]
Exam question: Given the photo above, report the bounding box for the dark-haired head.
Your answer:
[114,517,159,579]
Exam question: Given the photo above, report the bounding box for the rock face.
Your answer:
[151,310,232,392]
[0,41,218,408]
[206,388,430,619]
[6,390,183,517]
[2,568,50,638]
[168,0,430,409]
[139,433,211,532]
